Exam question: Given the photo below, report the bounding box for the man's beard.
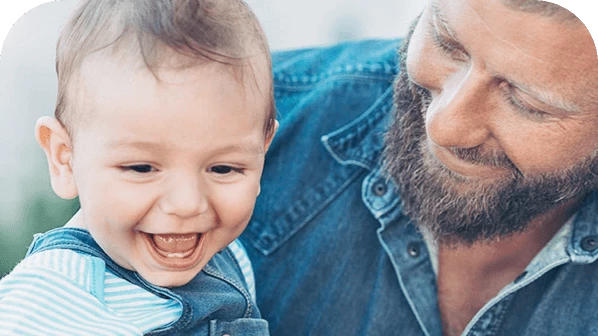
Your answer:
[384,28,598,246]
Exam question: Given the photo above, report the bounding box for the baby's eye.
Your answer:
[120,164,155,173]
[210,165,243,175]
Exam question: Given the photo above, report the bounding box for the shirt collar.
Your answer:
[567,191,598,264]
[495,192,598,297]
[423,190,598,280]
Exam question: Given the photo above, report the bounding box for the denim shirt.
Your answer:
[27,228,269,335]
[239,39,598,336]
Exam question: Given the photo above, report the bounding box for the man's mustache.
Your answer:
[449,146,517,171]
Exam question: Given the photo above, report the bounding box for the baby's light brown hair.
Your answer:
[55,0,275,139]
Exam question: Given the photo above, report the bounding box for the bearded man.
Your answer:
[240,0,598,335]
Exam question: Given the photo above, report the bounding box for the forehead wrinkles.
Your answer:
[456,1,587,61]
[438,0,598,110]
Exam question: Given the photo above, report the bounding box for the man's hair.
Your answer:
[55,0,275,139]
[502,0,578,21]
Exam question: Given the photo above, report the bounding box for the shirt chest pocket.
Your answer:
[243,161,365,256]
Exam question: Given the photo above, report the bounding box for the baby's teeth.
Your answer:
[166,252,187,258]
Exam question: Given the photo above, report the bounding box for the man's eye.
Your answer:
[210,165,243,175]
[431,31,467,61]
[427,16,468,62]
[507,95,550,120]
[501,83,551,120]
[121,165,155,173]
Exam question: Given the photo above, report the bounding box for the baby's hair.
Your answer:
[55,0,275,139]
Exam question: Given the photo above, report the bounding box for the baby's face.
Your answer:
[68,57,271,287]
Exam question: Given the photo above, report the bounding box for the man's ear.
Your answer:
[35,116,78,199]
[263,119,279,153]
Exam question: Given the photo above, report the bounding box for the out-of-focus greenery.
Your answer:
[0,194,79,278]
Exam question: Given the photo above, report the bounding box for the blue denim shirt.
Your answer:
[27,228,269,335]
[239,39,598,336]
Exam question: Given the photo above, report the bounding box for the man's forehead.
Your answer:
[501,0,577,19]
[433,0,598,111]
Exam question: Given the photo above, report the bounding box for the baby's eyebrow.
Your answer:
[107,139,264,156]
[211,143,265,156]
[107,140,168,151]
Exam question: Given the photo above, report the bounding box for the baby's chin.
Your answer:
[139,267,203,288]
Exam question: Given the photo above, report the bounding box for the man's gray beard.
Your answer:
[384,39,598,246]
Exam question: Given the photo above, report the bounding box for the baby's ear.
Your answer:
[257,120,279,197]
[35,117,78,199]
[263,119,279,153]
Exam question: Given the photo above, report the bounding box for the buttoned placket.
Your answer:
[362,164,443,336]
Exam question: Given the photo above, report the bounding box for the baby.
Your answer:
[0,0,276,334]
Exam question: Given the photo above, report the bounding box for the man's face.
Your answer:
[385,0,598,244]
[67,54,272,287]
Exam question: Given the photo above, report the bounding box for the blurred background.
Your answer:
[0,0,426,277]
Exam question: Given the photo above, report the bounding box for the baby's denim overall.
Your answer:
[27,227,269,335]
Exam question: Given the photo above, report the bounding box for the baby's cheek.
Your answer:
[210,192,256,249]
[219,197,256,228]
[209,200,254,253]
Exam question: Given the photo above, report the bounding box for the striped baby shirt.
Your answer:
[0,239,255,335]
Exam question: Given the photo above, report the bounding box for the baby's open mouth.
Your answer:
[143,232,205,269]
[152,233,200,258]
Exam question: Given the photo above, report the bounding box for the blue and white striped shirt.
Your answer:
[0,239,255,335]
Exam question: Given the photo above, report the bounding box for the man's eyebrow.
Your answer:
[508,79,581,113]
[430,1,459,41]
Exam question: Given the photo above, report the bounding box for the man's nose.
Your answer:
[425,67,493,149]
[160,174,209,219]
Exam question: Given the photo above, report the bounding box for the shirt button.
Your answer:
[407,242,420,257]
[514,271,528,284]
[581,235,598,252]
[372,182,387,197]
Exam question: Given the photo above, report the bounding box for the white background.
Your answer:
[3,0,597,55]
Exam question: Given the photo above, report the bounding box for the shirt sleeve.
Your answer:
[0,250,142,336]
[227,239,257,302]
